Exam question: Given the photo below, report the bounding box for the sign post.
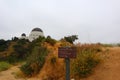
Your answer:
[58,47,76,80]
[65,58,70,80]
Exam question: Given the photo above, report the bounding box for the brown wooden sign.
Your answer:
[58,47,77,58]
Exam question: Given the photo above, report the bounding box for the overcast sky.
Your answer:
[0,0,120,43]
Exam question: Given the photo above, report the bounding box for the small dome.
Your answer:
[32,27,43,32]
[21,33,26,36]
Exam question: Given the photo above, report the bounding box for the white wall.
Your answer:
[29,31,44,42]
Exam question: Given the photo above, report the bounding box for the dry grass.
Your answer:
[36,43,102,80]
[37,42,65,80]
[2,42,120,80]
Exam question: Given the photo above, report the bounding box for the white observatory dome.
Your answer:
[29,27,44,42]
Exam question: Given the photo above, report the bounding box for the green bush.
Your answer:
[28,36,45,53]
[6,39,30,64]
[64,35,78,44]
[45,36,56,46]
[6,54,18,63]
[20,62,33,76]
[71,45,101,78]
[0,39,10,52]
[0,39,30,64]
[117,43,120,47]
[13,44,29,58]
[20,46,48,76]
[17,39,29,45]
[0,61,11,71]
[32,36,45,46]
[5,54,24,64]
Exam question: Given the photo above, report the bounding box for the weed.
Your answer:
[71,44,101,78]
[0,61,11,71]
[20,46,48,76]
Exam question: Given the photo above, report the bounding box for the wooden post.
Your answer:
[65,58,70,80]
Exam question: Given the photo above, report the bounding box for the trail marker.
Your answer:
[58,47,76,80]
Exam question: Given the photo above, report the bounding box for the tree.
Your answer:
[0,39,10,52]
[12,37,19,42]
[64,35,78,44]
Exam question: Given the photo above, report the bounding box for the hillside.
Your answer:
[0,47,120,80]
[84,47,120,80]
[0,37,120,80]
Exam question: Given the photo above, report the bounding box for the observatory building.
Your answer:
[29,28,44,42]
[21,33,27,39]
[20,27,44,42]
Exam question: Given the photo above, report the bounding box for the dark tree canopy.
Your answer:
[64,35,78,44]
[0,39,10,52]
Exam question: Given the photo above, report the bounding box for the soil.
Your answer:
[81,47,120,80]
[0,65,24,80]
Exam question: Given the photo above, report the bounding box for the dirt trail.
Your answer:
[0,65,24,80]
[82,47,120,80]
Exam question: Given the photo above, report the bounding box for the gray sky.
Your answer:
[0,0,120,43]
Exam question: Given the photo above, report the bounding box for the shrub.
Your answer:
[6,54,18,63]
[117,43,120,47]
[71,45,101,78]
[20,46,48,76]
[5,54,24,64]
[28,36,45,53]
[0,61,11,71]
[12,37,19,42]
[8,39,30,63]
[20,62,33,76]
[17,39,29,45]
[0,39,10,52]
[45,36,56,46]
[60,39,72,47]
[64,35,78,44]
[32,36,45,46]
[13,44,29,58]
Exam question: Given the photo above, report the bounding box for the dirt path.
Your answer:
[82,47,120,80]
[0,65,24,80]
